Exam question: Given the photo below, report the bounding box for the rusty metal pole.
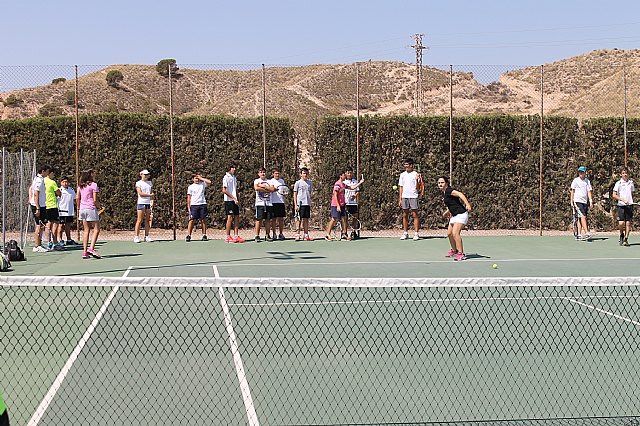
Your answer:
[539,65,544,236]
[169,63,176,240]
[75,65,81,241]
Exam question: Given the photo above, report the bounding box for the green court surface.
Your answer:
[5,234,640,278]
[2,235,640,425]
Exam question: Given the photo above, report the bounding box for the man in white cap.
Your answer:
[134,169,154,243]
[570,165,593,241]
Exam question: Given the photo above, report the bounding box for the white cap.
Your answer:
[140,169,150,175]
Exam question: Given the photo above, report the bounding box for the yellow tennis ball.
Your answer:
[492,264,498,269]
[392,185,398,190]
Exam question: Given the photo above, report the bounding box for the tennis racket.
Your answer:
[149,200,154,228]
[416,164,425,195]
[346,210,362,239]
[290,201,302,233]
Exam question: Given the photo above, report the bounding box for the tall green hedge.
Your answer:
[312,115,639,231]
[0,113,295,229]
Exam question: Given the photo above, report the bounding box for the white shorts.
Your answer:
[449,212,469,225]
[79,208,99,222]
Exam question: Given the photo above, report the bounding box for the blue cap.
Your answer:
[578,166,587,172]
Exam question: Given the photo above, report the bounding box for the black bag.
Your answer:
[5,239,25,261]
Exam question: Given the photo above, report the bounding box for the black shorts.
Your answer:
[299,205,311,219]
[45,207,60,222]
[224,201,239,216]
[272,203,286,218]
[618,205,634,221]
[255,205,273,220]
[189,204,209,220]
[31,205,48,224]
[346,205,358,215]
[575,202,588,217]
[59,215,75,224]
[0,410,8,426]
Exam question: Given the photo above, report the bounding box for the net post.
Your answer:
[356,61,360,180]
[168,63,176,241]
[75,65,81,242]
[262,64,267,169]
[20,148,24,248]
[2,147,6,252]
[624,66,628,168]
[449,64,453,185]
[539,65,544,237]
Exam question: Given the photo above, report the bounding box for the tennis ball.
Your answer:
[392,185,398,190]
[492,263,498,269]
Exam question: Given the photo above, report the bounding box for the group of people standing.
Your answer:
[29,165,102,259]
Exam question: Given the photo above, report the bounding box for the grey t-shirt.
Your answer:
[293,179,312,206]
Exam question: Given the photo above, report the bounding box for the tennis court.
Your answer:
[2,234,640,425]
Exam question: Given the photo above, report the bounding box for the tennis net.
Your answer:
[2,276,640,426]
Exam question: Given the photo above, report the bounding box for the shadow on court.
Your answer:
[266,251,326,261]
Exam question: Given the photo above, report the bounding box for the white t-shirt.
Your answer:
[269,178,286,204]
[344,178,359,206]
[293,179,312,206]
[135,179,153,205]
[398,171,419,199]
[187,181,207,205]
[30,174,46,207]
[58,186,76,217]
[222,173,237,201]
[254,178,272,206]
[613,178,635,205]
[571,177,592,204]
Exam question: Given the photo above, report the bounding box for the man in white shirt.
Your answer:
[186,173,212,242]
[570,165,593,241]
[134,169,155,243]
[57,176,77,245]
[29,164,50,252]
[613,167,635,246]
[268,168,287,241]
[398,159,424,240]
[254,167,275,242]
[222,163,244,243]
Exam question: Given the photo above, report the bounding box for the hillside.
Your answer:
[1,49,640,121]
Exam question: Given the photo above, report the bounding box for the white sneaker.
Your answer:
[33,245,48,253]
[133,236,141,243]
[400,232,409,240]
[413,233,420,241]
[144,236,154,243]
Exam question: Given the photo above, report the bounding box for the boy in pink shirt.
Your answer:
[325,171,348,241]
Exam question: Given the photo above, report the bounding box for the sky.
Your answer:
[3,0,640,67]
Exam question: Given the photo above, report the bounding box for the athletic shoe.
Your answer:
[575,235,580,241]
[304,234,313,241]
[255,236,261,243]
[53,243,64,251]
[294,234,301,241]
[400,232,409,240]
[580,235,588,241]
[87,248,102,259]
[133,236,141,243]
[224,235,234,243]
[325,235,335,241]
[350,231,357,240]
[265,235,273,242]
[454,252,467,261]
[66,239,78,246]
[82,252,90,259]
[233,235,245,243]
[279,234,285,241]
[344,235,351,241]
[624,238,630,247]
[619,234,625,246]
[446,249,457,258]
[413,233,420,241]
[202,235,208,241]
[33,245,48,253]
[585,233,591,240]
[47,242,54,250]
[144,236,154,243]
[186,235,192,242]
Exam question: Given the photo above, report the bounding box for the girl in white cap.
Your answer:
[134,169,155,243]
[570,165,593,241]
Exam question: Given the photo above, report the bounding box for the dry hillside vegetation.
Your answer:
[2,49,640,121]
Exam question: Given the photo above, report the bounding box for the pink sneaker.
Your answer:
[233,235,245,243]
[446,249,457,258]
[224,235,234,243]
[454,252,467,261]
[87,248,102,259]
[294,234,301,241]
[304,234,313,241]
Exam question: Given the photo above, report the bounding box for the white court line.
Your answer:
[218,285,260,426]
[27,276,123,426]
[213,265,220,278]
[122,266,133,278]
[564,297,640,327]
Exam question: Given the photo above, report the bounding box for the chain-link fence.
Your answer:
[2,276,640,425]
[1,59,639,238]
